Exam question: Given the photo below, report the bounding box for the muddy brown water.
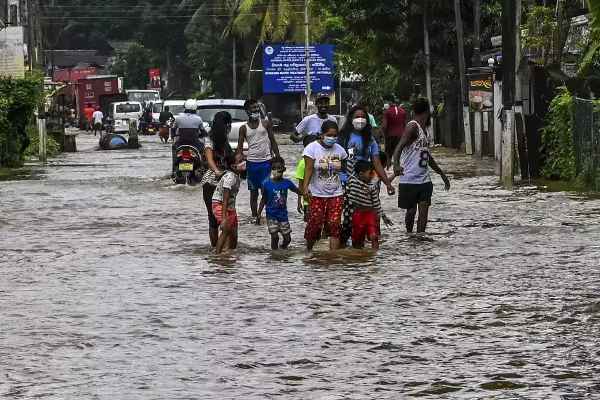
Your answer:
[1,133,600,399]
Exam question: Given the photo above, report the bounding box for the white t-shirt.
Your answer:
[212,171,241,209]
[92,111,104,124]
[296,113,338,136]
[303,141,347,198]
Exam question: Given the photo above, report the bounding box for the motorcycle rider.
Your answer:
[172,99,206,175]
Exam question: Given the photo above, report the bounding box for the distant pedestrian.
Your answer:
[393,98,450,234]
[83,103,95,132]
[213,153,245,254]
[92,106,104,136]
[302,120,347,251]
[237,99,280,220]
[346,160,393,250]
[257,157,302,250]
[293,93,337,142]
[382,101,407,167]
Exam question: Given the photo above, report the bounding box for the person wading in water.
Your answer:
[393,98,450,234]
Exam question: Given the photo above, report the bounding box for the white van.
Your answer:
[109,101,143,133]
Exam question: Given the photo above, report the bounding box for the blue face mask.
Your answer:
[323,136,337,147]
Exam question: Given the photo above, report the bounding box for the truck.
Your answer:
[76,75,125,128]
[126,89,161,107]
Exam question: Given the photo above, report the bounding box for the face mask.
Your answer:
[323,137,337,147]
[271,170,284,179]
[352,118,368,131]
[248,112,260,121]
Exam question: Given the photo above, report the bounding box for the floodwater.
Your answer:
[1,133,600,399]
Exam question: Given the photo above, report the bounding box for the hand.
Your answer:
[394,166,404,177]
[442,175,451,191]
[386,183,396,196]
[297,202,304,215]
[302,188,311,204]
[215,169,225,178]
[382,215,394,227]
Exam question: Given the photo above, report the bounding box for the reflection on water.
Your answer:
[1,133,600,399]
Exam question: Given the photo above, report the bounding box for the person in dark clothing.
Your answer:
[159,106,175,143]
[159,105,174,124]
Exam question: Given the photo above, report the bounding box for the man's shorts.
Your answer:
[212,202,238,230]
[304,195,344,241]
[351,209,379,245]
[247,160,271,191]
[398,182,434,209]
[94,122,102,130]
[267,219,292,236]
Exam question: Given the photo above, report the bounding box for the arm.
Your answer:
[289,182,303,214]
[382,112,388,136]
[204,147,222,176]
[236,125,246,156]
[221,190,230,227]
[266,120,280,157]
[372,155,395,195]
[392,123,418,176]
[302,156,315,203]
[428,154,451,191]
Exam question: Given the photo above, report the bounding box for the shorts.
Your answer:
[398,182,434,209]
[94,122,102,130]
[247,160,271,191]
[305,195,344,241]
[267,219,292,236]
[352,209,379,245]
[212,202,238,230]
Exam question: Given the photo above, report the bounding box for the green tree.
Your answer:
[111,44,155,90]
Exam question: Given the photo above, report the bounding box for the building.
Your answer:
[0,0,42,74]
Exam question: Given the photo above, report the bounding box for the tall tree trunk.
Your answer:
[472,0,481,66]
[454,0,472,154]
[423,4,434,143]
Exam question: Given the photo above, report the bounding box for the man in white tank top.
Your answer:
[392,98,450,234]
[237,99,280,219]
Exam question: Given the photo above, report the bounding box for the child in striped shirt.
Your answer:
[347,160,393,249]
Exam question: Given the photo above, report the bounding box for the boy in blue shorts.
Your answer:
[257,157,302,250]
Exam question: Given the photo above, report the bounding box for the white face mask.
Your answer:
[352,118,368,131]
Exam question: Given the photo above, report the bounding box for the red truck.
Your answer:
[76,75,126,128]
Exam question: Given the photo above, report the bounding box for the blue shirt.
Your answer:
[339,132,380,183]
[262,178,298,222]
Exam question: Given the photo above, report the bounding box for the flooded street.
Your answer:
[2,132,600,399]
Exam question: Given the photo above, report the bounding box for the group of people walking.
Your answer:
[195,95,450,254]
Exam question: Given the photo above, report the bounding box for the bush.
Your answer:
[540,88,576,180]
[23,124,61,159]
[0,73,44,167]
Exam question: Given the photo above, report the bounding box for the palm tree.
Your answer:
[229,0,304,42]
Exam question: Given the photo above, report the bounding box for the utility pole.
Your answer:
[423,5,434,144]
[303,0,311,116]
[472,0,481,67]
[501,0,518,188]
[454,0,472,154]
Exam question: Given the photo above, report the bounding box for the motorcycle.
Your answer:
[173,145,205,185]
[159,118,174,144]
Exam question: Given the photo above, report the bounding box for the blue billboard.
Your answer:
[263,44,335,94]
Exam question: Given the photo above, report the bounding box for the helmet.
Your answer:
[184,99,197,111]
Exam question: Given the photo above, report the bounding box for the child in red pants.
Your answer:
[347,160,393,249]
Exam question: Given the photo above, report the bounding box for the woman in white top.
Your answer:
[392,98,450,234]
[302,120,348,251]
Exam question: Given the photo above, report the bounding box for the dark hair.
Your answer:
[413,98,430,115]
[339,105,373,157]
[210,111,234,157]
[164,106,170,111]
[321,120,339,134]
[244,98,259,110]
[271,156,286,168]
[224,152,238,171]
[378,151,388,166]
[355,160,374,174]
[303,134,318,147]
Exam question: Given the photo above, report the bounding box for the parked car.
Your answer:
[108,101,143,133]
[196,99,268,151]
